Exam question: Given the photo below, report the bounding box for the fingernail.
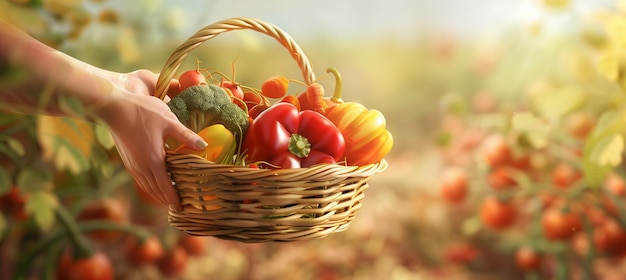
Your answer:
[195,139,208,150]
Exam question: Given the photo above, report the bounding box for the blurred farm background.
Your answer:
[2,0,626,279]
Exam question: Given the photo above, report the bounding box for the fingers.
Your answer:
[153,168,182,212]
[167,120,208,151]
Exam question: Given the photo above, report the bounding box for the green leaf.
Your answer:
[5,137,24,157]
[25,191,58,233]
[16,167,53,193]
[0,167,10,196]
[512,112,550,149]
[531,85,583,121]
[0,212,6,241]
[53,137,91,174]
[95,125,115,150]
[583,158,613,188]
[589,134,624,166]
[58,96,85,118]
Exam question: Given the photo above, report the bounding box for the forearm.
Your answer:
[0,19,118,118]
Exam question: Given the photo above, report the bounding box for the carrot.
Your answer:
[305,82,328,113]
[261,76,289,99]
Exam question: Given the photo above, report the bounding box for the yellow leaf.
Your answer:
[116,28,141,64]
[598,53,619,81]
[590,134,624,167]
[37,116,94,173]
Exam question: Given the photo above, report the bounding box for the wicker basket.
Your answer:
[153,17,388,243]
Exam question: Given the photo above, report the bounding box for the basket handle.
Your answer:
[153,17,316,100]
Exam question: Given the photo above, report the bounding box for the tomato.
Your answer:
[248,104,269,120]
[604,173,626,196]
[439,166,468,204]
[0,186,29,220]
[567,112,594,140]
[541,207,581,241]
[156,246,188,277]
[179,70,207,91]
[323,102,393,166]
[515,246,542,271]
[178,234,207,256]
[77,198,128,242]
[442,242,479,264]
[261,76,289,99]
[56,251,114,280]
[486,167,517,190]
[551,162,582,189]
[174,124,236,163]
[480,196,516,230]
[220,80,244,100]
[243,91,266,111]
[480,134,511,168]
[280,95,301,111]
[125,235,164,266]
[593,219,626,255]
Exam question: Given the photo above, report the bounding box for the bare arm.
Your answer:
[0,19,206,211]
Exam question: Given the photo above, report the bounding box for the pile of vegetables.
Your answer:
[166,66,393,169]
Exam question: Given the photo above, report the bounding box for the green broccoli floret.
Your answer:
[168,84,249,140]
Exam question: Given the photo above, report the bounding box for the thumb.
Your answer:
[169,122,207,151]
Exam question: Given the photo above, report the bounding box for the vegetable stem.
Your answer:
[326,67,343,103]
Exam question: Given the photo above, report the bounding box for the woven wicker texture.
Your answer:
[153,17,387,242]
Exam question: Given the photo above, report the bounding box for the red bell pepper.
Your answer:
[242,102,345,168]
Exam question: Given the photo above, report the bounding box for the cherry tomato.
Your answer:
[179,70,207,91]
[541,207,581,241]
[551,162,582,189]
[56,251,114,280]
[442,242,479,264]
[77,198,128,242]
[156,246,188,277]
[178,234,207,256]
[243,91,265,111]
[515,246,542,271]
[486,167,517,190]
[0,186,29,220]
[567,112,594,140]
[125,235,164,266]
[480,134,511,168]
[439,166,468,204]
[604,173,626,196]
[593,219,626,255]
[221,80,244,100]
[480,196,516,230]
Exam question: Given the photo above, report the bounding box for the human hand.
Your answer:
[94,70,206,211]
